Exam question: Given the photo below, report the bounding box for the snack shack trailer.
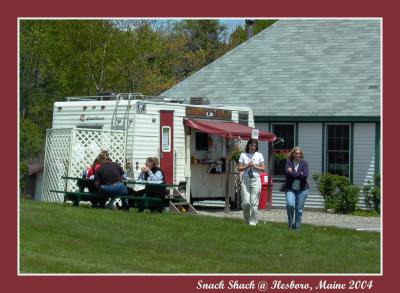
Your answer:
[42,93,276,208]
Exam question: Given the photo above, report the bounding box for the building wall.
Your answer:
[353,123,376,185]
[268,123,325,209]
[353,123,377,208]
[256,121,378,209]
[34,171,44,201]
[256,122,270,162]
[298,123,325,208]
[26,170,44,201]
[298,123,323,193]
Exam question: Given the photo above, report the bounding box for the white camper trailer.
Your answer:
[44,93,275,208]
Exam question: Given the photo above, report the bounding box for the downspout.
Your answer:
[267,141,273,209]
[225,137,230,212]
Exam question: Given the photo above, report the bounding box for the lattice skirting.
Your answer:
[42,128,126,202]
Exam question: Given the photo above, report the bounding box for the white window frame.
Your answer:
[325,123,351,177]
[161,126,172,152]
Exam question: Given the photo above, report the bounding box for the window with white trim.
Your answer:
[326,124,350,177]
[162,126,171,152]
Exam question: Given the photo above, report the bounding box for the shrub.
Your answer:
[361,174,380,214]
[313,173,360,214]
[339,185,360,214]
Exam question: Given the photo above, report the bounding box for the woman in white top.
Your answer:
[238,138,265,226]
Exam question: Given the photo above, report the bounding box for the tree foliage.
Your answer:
[19,19,275,191]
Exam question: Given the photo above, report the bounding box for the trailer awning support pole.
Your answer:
[224,138,230,213]
[184,130,191,202]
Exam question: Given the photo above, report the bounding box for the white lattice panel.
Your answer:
[42,129,71,202]
[42,128,126,202]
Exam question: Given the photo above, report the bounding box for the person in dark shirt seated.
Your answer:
[87,150,112,208]
[86,150,110,180]
[94,157,128,209]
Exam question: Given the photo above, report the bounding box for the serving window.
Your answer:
[195,132,209,151]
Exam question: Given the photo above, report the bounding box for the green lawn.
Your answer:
[19,199,380,274]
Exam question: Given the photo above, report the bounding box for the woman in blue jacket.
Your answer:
[284,147,309,231]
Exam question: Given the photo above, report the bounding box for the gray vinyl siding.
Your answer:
[298,123,324,209]
[256,122,270,162]
[298,123,323,193]
[353,123,376,208]
[252,122,377,210]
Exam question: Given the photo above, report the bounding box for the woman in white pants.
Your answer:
[238,139,265,226]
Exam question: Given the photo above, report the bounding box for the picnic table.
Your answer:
[124,179,184,212]
[50,177,185,212]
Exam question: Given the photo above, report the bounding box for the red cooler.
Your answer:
[259,172,273,209]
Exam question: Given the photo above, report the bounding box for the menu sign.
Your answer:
[251,129,259,139]
[186,107,232,120]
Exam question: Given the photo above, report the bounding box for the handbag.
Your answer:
[248,169,254,178]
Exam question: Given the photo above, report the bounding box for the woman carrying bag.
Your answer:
[238,138,265,226]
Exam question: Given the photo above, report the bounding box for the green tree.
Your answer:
[19,18,244,196]
[173,19,230,77]
[19,118,44,195]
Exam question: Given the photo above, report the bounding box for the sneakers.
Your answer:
[289,222,301,231]
[105,199,117,210]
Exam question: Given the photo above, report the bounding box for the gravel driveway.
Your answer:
[197,208,381,232]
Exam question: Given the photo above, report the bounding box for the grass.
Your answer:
[19,199,380,274]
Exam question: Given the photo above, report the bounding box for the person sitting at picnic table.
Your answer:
[138,156,165,184]
[83,150,112,208]
[86,150,110,179]
[126,157,167,212]
[94,156,129,209]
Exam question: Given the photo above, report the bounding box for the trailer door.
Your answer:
[160,110,174,184]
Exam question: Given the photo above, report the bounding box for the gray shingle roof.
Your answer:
[163,19,381,117]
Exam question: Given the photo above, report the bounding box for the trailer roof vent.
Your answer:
[190,97,210,105]
[148,96,185,104]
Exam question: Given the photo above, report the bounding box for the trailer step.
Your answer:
[169,201,198,214]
